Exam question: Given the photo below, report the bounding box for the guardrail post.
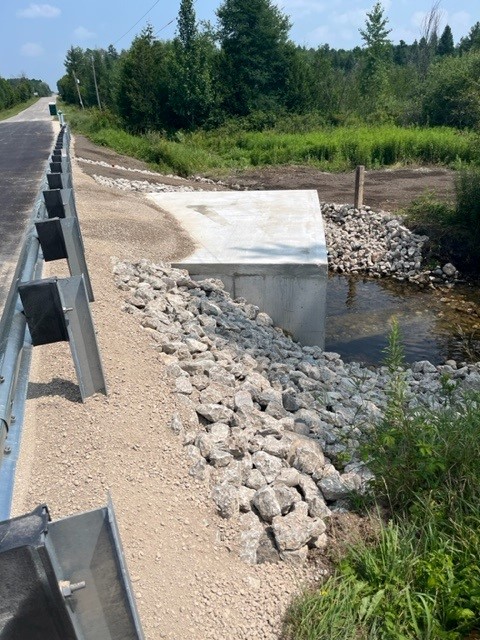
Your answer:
[18,276,106,401]
[35,217,94,302]
[43,188,76,219]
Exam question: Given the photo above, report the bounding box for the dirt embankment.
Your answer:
[75,134,456,212]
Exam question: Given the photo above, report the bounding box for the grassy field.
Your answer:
[0,97,40,122]
[64,105,480,176]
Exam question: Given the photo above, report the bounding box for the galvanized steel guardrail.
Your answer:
[0,124,106,516]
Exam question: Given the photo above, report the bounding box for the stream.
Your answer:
[325,274,480,365]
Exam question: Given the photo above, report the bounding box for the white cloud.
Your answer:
[73,26,96,40]
[21,42,45,57]
[280,0,327,16]
[17,4,60,18]
[309,25,330,42]
[332,8,366,28]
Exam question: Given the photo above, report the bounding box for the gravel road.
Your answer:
[12,135,313,639]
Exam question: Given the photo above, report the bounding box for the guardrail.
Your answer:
[0,123,107,516]
[0,119,143,639]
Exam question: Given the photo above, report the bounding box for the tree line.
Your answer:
[57,0,480,133]
[0,76,51,111]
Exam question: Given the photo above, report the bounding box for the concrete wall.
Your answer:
[149,190,328,347]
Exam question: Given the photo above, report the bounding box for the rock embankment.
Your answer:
[114,259,479,565]
[323,203,458,285]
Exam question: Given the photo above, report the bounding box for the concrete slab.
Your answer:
[147,190,328,346]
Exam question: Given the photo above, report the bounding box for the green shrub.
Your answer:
[285,513,480,639]
[403,166,480,272]
[454,165,480,243]
[361,320,480,515]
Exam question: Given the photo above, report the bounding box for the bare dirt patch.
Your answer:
[75,134,456,212]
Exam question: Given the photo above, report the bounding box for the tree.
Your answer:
[359,2,392,116]
[458,22,480,54]
[423,51,480,128]
[416,1,442,76]
[359,2,391,50]
[116,25,171,132]
[169,0,216,128]
[216,0,292,116]
[437,25,454,56]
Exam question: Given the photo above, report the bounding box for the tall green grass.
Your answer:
[189,125,480,170]
[63,105,480,175]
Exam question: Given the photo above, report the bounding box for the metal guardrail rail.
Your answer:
[0,123,106,517]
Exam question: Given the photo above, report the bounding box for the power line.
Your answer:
[154,0,198,37]
[113,0,163,45]
[154,18,175,37]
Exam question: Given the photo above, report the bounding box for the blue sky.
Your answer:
[0,1,477,90]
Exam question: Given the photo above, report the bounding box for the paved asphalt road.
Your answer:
[0,98,54,318]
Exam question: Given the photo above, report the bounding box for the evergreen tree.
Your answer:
[458,22,480,54]
[116,25,171,132]
[437,25,454,57]
[359,2,392,116]
[216,0,292,116]
[169,0,216,128]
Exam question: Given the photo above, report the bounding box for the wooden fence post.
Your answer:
[354,165,365,210]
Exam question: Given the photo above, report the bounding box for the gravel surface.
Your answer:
[12,135,313,640]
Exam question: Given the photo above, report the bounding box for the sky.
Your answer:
[0,1,477,90]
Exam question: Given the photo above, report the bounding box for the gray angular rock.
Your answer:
[284,435,326,477]
[252,451,284,483]
[272,502,326,552]
[318,467,361,501]
[273,483,301,514]
[170,413,183,435]
[262,435,289,459]
[189,458,209,481]
[252,486,282,522]
[297,474,331,519]
[280,546,308,566]
[175,377,193,394]
[275,467,301,487]
[234,390,254,411]
[211,483,239,519]
[209,449,234,468]
[196,403,235,424]
[238,513,264,564]
[238,485,255,512]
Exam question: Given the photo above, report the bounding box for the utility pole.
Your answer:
[72,70,84,110]
[91,54,102,109]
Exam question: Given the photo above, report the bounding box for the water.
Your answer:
[326,274,480,365]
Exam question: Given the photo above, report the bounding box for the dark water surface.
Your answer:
[326,274,480,365]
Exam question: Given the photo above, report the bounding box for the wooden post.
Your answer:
[354,165,365,210]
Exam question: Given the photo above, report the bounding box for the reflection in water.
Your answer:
[326,274,480,365]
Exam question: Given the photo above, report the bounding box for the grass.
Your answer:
[0,97,41,121]
[62,104,480,176]
[283,322,480,640]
